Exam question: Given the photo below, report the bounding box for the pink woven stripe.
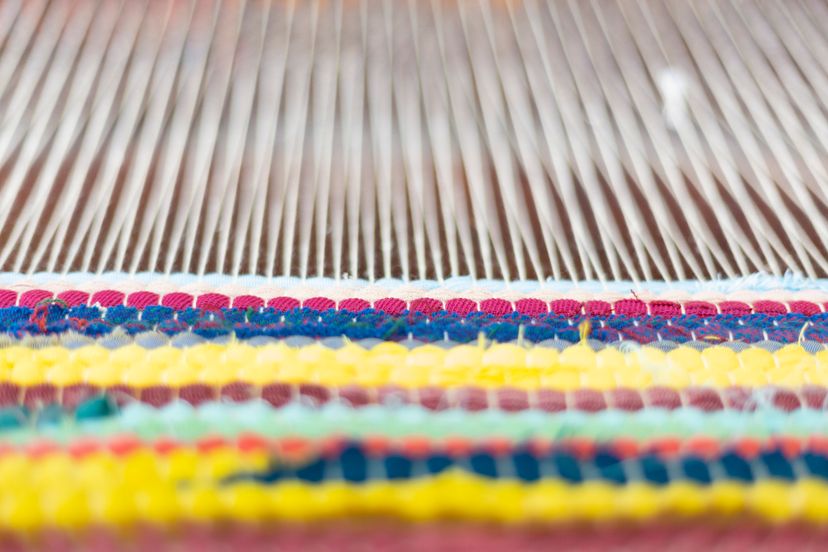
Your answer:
[0,290,17,308]
[613,299,647,316]
[583,300,611,316]
[196,292,230,310]
[126,291,159,308]
[161,292,194,309]
[267,296,300,310]
[719,301,751,316]
[19,289,53,307]
[232,294,265,309]
[753,300,787,316]
[515,298,547,316]
[91,290,125,307]
[684,301,718,316]
[410,297,442,314]
[303,296,336,311]
[338,298,371,311]
[479,298,511,316]
[446,298,477,316]
[56,290,90,307]
[1,288,825,316]
[374,297,406,315]
[649,300,682,316]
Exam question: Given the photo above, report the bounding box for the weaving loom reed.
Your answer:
[0,0,826,282]
[4,3,828,545]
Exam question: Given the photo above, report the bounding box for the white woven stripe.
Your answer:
[1,272,828,304]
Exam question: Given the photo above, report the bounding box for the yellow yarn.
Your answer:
[0,342,822,390]
[3,453,828,531]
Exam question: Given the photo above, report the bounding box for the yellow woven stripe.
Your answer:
[2,453,828,531]
[1,342,826,390]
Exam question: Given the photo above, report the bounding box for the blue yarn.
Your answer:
[141,306,174,324]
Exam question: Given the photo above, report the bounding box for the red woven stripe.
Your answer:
[140,386,175,407]
[23,384,57,408]
[0,379,825,414]
[179,384,215,405]
[497,388,530,412]
[12,521,828,551]
[0,382,20,407]
[221,382,254,402]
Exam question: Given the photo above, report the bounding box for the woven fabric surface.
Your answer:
[0,277,825,548]
[3,0,828,546]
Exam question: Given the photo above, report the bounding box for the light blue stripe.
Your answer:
[1,271,827,292]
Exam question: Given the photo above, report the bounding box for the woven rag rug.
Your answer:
[0,274,826,549]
